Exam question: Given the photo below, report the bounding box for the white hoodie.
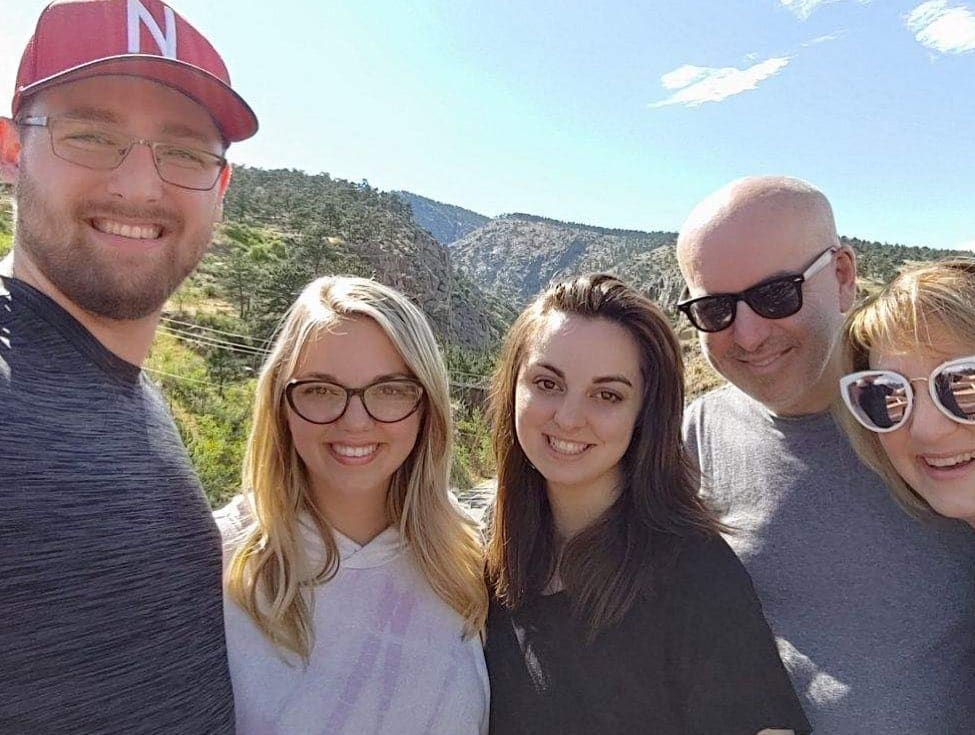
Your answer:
[216,497,489,735]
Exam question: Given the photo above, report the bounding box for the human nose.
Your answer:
[337,391,373,431]
[908,387,958,444]
[730,300,773,352]
[106,141,164,202]
[553,392,586,431]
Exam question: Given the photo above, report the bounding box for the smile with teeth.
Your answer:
[923,451,974,469]
[92,218,162,240]
[331,443,378,458]
[547,435,590,456]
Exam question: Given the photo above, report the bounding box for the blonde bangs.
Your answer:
[840,257,975,519]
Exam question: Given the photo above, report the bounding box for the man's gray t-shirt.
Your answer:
[0,276,235,734]
[683,384,975,734]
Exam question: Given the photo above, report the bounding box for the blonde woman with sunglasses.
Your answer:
[840,258,975,529]
[217,276,488,734]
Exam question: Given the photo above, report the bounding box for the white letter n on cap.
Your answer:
[127,0,177,58]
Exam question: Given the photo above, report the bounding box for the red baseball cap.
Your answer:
[12,0,258,142]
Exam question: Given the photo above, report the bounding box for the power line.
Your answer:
[161,315,259,342]
[159,321,491,387]
[144,366,215,387]
[160,324,270,357]
[160,329,267,358]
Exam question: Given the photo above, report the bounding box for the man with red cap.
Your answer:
[0,1,257,732]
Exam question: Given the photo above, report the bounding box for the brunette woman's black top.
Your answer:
[485,534,811,735]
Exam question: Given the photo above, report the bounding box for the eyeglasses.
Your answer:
[677,247,838,333]
[840,355,975,433]
[16,116,227,191]
[285,378,425,425]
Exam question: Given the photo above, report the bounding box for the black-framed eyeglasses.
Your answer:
[840,355,975,433]
[16,115,227,191]
[285,378,425,425]
[677,246,838,333]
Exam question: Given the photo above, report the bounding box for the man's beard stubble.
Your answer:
[14,167,213,321]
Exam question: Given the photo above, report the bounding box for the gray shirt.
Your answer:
[0,275,235,734]
[684,384,975,735]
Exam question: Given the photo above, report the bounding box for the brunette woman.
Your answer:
[484,274,809,735]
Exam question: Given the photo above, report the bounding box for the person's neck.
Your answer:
[312,482,391,547]
[6,248,158,366]
[546,471,621,541]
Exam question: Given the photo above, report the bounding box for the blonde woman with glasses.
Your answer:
[217,276,488,734]
[840,258,975,530]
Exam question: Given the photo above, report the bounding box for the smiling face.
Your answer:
[514,313,644,504]
[678,183,856,416]
[286,316,423,517]
[11,75,228,320]
[873,338,975,528]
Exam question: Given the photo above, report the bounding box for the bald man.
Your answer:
[677,177,975,735]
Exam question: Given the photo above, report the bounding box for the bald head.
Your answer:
[677,176,839,280]
[675,176,857,416]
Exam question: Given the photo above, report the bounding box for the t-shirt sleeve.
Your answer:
[669,536,812,735]
[681,397,702,462]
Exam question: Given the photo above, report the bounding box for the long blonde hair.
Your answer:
[840,257,975,517]
[226,276,487,662]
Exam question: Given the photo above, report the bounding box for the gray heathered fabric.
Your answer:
[0,276,235,734]
[683,383,975,734]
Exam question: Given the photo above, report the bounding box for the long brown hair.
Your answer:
[485,273,721,636]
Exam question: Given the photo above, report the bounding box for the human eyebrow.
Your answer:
[293,371,414,383]
[60,107,121,124]
[535,362,565,379]
[592,375,634,387]
[160,121,218,147]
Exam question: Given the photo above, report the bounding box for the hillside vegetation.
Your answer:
[0,187,11,257]
[448,209,964,312]
[2,178,967,507]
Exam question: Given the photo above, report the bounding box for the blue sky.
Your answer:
[3,0,973,250]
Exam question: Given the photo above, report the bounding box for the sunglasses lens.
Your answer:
[845,373,911,431]
[687,296,735,332]
[746,278,802,319]
[934,361,975,423]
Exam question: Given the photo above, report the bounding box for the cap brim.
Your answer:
[15,55,258,143]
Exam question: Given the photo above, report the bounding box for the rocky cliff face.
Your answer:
[334,223,512,349]
[450,214,682,309]
[394,191,490,246]
[221,168,510,350]
[449,212,966,315]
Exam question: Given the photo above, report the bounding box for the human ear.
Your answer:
[0,118,22,185]
[835,246,858,313]
[217,162,232,197]
[212,162,232,222]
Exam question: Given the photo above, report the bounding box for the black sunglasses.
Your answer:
[677,247,838,333]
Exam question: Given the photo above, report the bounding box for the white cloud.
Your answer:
[801,30,847,46]
[779,0,871,20]
[958,239,975,251]
[651,57,792,108]
[905,1,975,54]
[660,65,711,90]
